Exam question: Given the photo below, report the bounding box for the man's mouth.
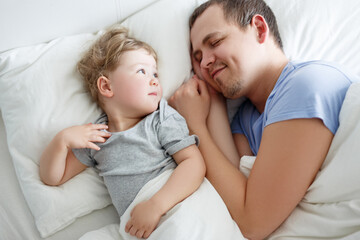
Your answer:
[211,66,226,79]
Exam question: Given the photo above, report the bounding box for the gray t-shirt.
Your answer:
[73,99,198,217]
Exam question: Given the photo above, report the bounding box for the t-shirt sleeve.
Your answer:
[157,101,199,156]
[72,147,96,167]
[231,107,243,134]
[266,64,352,134]
[231,99,260,135]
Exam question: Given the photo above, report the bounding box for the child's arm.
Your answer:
[125,144,205,239]
[39,123,110,186]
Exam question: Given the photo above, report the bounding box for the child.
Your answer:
[39,26,206,239]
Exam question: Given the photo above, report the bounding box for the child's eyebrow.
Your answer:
[130,63,158,71]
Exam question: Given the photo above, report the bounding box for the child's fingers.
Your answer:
[90,123,108,130]
[143,230,152,239]
[89,132,109,142]
[128,225,138,236]
[125,220,132,233]
[87,142,101,151]
[98,130,111,138]
[87,130,111,142]
[136,229,145,239]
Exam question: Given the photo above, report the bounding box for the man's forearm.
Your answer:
[194,126,247,226]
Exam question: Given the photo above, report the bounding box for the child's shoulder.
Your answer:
[158,98,183,122]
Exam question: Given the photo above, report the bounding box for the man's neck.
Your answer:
[248,51,288,113]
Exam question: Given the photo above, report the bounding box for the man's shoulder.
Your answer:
[285,60,353,90]
[291,60,353,81]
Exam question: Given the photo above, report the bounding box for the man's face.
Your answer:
[190,5,259,99]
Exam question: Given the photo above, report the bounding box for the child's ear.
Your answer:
[97,76,113,98]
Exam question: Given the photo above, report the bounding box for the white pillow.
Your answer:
[121,0,206,99]
[0,0,202,237]
[265,0,360,76]
[0,33,112,237]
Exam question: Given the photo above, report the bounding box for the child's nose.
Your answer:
[149,79,158,86]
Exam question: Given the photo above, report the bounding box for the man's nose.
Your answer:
[200,52,215,69]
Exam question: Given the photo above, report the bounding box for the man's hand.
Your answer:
[168,76,210,133]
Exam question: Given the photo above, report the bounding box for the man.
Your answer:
[169,0,354,239]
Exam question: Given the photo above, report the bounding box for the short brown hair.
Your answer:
[189,0,283,50]
[77,26,157,106]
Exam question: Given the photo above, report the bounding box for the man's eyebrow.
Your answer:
[202,32,220,45]
[192,32,221,58]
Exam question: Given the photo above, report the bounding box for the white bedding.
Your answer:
[0,114,118,240]
[80,169,244,240]
[1,0,360,239]
[77,156,255,239]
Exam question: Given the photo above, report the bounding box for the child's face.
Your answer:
[107,48,162,117]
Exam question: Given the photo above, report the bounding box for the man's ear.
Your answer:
[251,14,268,44]
[97,76,113,98]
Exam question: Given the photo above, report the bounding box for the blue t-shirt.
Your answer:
[231,61,357,155]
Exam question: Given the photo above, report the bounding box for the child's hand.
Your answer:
[125,199,163,239]
[60,123,110,151]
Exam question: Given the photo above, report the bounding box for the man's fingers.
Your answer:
[168,95,175,107]
[197,78,210,99]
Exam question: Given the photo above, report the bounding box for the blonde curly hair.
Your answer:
[77,26,157,107]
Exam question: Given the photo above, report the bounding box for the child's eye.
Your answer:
[137,69,145,74]
[153,73,159,78]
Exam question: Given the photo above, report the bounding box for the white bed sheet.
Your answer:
[0,112,119,240]
[2,0,360,239]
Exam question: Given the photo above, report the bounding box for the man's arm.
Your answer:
[233,133,253,158]
[169,78,333,239]
[206,86,241,167]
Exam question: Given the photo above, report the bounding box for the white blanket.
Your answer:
[80,83,360,240]
[80,169,244,240]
